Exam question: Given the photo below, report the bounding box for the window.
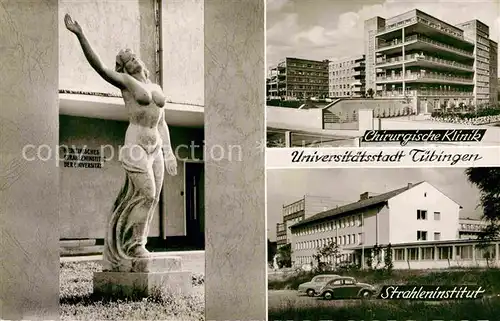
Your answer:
[417,231,428,241]
[438,246,453,260]
[358,233,364,244]
[434,232,441,241]
[475,245,495,261]
[422,247,435,260]
[456,245,473,260]
[417,210,427,220]
[343,279,355,285]
[395,249,405,261]
[408,248,419,260]
[434,212,441,220]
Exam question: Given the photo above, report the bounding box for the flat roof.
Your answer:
[348,238,500,250]
[59,90,204,128]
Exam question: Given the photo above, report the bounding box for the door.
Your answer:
[185,162,204,250]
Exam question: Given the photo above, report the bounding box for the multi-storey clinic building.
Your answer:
[364,9,498,114]
[289,182,464,267]
[456,20,498,107]
[328,55,366,98]
[268,57,329,100]
[276,195,347,247]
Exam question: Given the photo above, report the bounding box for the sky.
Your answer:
[266,0,500,75]
[267,168,483,241]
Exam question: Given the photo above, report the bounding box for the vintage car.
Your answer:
[318,276,377,300]
[297,274,340,297]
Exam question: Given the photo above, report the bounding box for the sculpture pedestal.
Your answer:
[93,254,192,297]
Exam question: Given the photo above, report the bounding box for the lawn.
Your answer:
[60,261,204,321]
[268,296,500,321]
[268,267,500,293]
[268,268,500,320]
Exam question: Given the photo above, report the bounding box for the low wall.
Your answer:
[393,259,499,270]
[267,106,323,129]
[325,98,413,119]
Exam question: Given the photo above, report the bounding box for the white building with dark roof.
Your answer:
[290,181,464,267]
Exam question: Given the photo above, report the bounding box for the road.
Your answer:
[268,290,364,310]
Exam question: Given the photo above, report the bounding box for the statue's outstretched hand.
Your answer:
[64,14,82,35]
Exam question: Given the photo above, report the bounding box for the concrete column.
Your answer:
[285,130,292,147]
[204,0,265,320]
[0,1,59,320]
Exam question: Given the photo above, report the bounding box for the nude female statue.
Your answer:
[64,14,177,271]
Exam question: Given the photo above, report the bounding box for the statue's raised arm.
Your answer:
[64,14,127,89]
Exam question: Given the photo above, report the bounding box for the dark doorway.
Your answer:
[185,162,204,250]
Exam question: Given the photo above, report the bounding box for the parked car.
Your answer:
[297,274,340,297]
[318,276,376,300]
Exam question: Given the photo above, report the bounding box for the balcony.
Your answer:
[379,89,474,98]
[377,53,473,72]
[377,15,471,44]
[377,16,418,34]
[376,35,474,58]
[377,72,474,85]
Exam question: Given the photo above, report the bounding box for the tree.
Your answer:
[313,241,342,272]
[384,243,394,274]
[277,243,292,268]
[367,88,375,98]
[372,244,382,269]
[464,168,500,241]
[267,239,277,264]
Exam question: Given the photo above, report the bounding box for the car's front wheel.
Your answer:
[306,289,315,297]
[323,291,334,300]
[359,290,372,299]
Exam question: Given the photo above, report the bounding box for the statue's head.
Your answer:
[115,48,149,78]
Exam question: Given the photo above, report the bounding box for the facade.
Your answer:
[268,57,329,100]
[458,218,488,239]
[58,0,205,251]
[456,20,498,108]
[328,55,366,98]
[276,195,347,247]
[364,9,498,114]
[289,182,464,267]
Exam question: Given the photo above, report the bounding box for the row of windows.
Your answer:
[287,78,328,84]
[295,233,364,251]
[393,244,496,261]
[287,62,328,70]
[459,223,485,231]
[286,85,328,91]
[294,215,363,236]
[330,59,362,69]
[288,70,328,77]
[296,253,354,265]
[416,230,441,241]
[476,43,490,52]
[416,210,440,220]
[330,83,358,89]
[277,234,287,240]
[330,91,360,97]
[329,69,361,76]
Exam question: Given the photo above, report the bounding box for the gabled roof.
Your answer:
[290,182,425,229]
